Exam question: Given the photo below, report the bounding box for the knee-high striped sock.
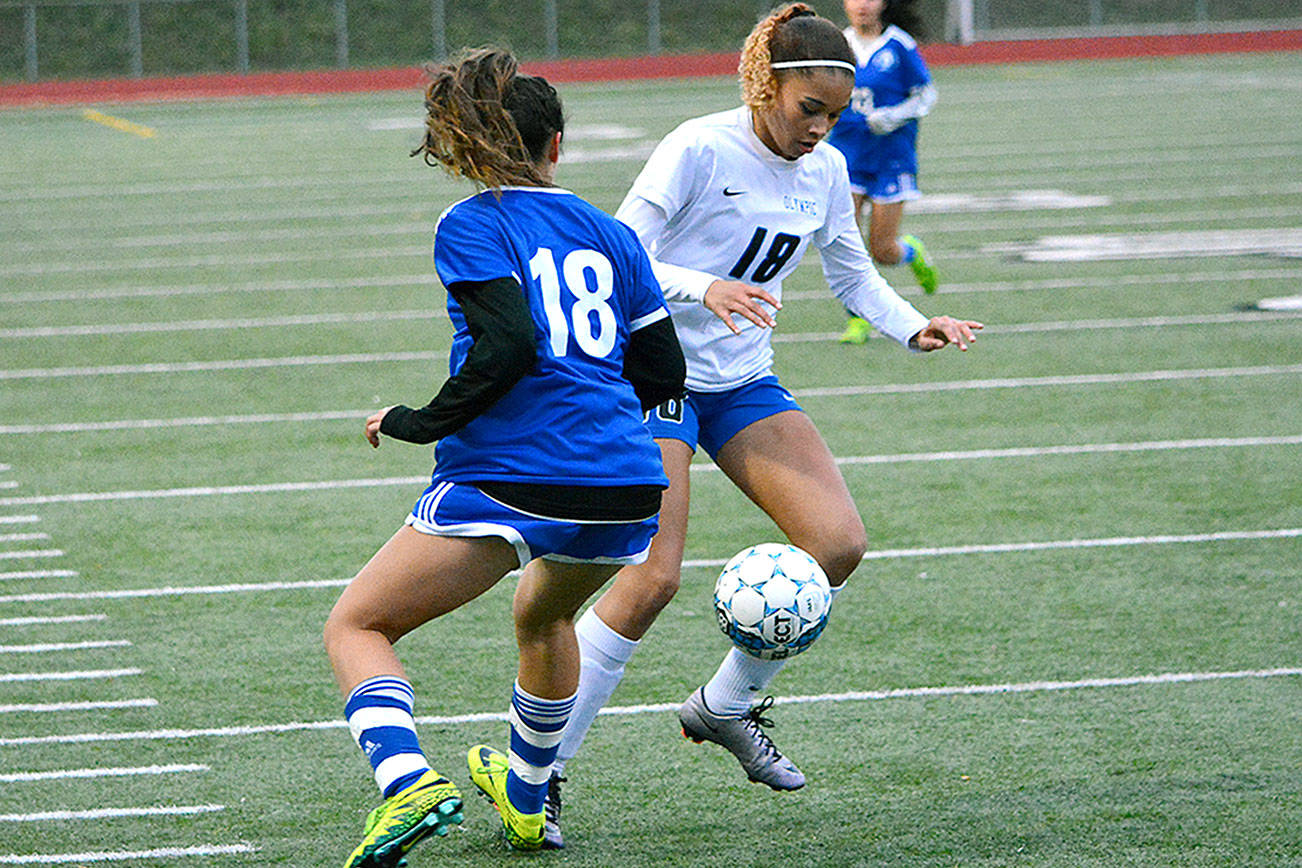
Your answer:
[345,675,431,798]
[506,682,575,815]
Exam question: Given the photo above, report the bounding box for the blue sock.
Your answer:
[345,675,431,798]
[897,238,918,263]
[505,682,574,815]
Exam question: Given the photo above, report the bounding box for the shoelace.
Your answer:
[544,775,565,822]
[741,696,783,760]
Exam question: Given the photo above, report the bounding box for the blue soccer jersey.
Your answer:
[827,25,932,177]
[429,186,670,489]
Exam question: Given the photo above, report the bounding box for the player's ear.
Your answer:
[546,131,562,166]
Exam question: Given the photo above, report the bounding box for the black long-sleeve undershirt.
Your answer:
[379,276,536,445]
[624,314,685,411]
[377,275,686,522]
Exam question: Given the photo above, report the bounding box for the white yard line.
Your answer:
[0,614,103,626]
[0,350,445,381]
[5,266,1296,306]
[0,571,79,582]
[0,172,418,202]
[0,411,367,435]
[0,698,157,715]
[4,221,428,253]
[3,139,1294,204]
[0,763,204,783]
[7,200,1299,255]
[849,528,1302,563]
[0,310,444,339]
[9,196,1269,254]
[0,273,430,305]
[0,666,1294,747]
[772,310,1302,344]
[0,805,224,823]
[5,202,423,235]
[0,668,141,683]
[0,550,63,560]
[2,431,1298,506]
[0,569,77,583]
[0,527,1296,606]
[790,364,1302,398]
[0,245,428,278]
[6,173,1297,238]
[0,516,40,525]
[0,844,257,864]
[0,640,131,654]
[916,204,1302,233]
[0,478,424,507]
[0,579,353,604]
[891,268,1302,296]
[694,435,1302,471]
[8,302,1300,345]
[0,534,49,543]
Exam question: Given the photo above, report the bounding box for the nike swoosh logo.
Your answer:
[723,187,745,197]
[695,716,722,733]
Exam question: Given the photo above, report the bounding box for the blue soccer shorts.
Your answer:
[406,480,658,569]
[644,375,804,459]
[847,169,920,204]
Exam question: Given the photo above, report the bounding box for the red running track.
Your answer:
[1,29,1299,107]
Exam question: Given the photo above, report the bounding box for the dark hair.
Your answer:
[411,47,565,188]
[740,3,854,109]
[883,0,928,42]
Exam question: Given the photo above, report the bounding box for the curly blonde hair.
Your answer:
[411,47,564,189]
[739,3,855,110]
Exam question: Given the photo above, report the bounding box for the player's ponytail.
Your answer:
[411,48,565,189]
[883,0,928,42]
[739,3,854,110]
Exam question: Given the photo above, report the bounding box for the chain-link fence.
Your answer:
[2,0,1297,82]
[955,0,1300,41]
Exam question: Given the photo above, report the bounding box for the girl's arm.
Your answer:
[867,83,937,134]
[371,276,536,446]
[617,195,780,333]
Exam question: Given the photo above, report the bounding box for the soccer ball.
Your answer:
[713,543,831,660]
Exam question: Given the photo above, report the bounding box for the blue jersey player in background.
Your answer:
[827,0,939,344]
[323,48,685,865]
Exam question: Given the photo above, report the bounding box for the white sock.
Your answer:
[700,583,844,718]
[554,608,639,770]
[701,648,785,718]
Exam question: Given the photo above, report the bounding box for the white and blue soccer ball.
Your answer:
[713,543,831,660]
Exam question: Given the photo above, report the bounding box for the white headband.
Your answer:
[770,59,856,73]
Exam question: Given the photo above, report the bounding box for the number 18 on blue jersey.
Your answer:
[430,186,671,489]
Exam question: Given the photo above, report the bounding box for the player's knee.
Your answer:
[816,530,867,586]
[323,598,404,652]
[624,561,682,623]
[321,608,350,658]
[512,596,571,644]
[644,570,682,615]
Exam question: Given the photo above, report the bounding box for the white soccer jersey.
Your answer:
[616,106,929,391]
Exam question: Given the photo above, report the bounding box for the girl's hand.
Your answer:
[365,407,395,448]
[703,279,781,335]
[910,317,983,352]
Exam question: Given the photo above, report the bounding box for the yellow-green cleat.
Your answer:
[902,235,938,294]
[342,769,463,868]
[467,744,545,851]
[839,315,874,344]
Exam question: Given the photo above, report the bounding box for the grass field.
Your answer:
[1,50,1300,867]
